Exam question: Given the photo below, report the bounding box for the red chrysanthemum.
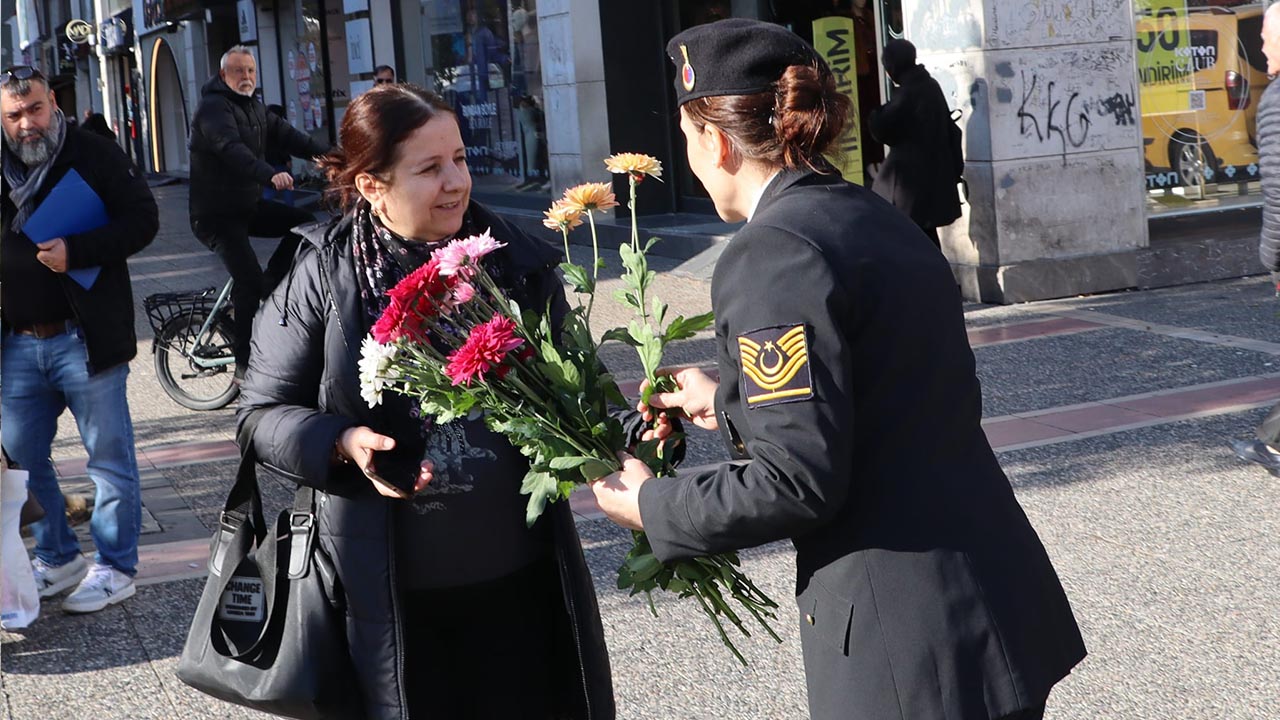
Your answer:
[444,314,525,386]
[371,258,455,342]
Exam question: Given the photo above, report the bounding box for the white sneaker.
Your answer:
[31,555,88,598]
[61,563,136,614]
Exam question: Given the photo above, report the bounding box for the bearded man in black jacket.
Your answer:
[2,65,158,613]
[188,46,328,376]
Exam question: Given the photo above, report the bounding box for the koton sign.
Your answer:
[65,19,94,44]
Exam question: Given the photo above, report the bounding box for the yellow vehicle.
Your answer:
[1139,4,1269,189]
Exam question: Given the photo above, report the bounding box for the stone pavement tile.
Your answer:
[967,316,1105,347]
[975,328,1277,417]
[1025,403,1160,433]
[575,518,808,719]
[981,416,1069,448]
[1059,276,1280,346]
[960,301,1053,329]
[1111,375,1280,417]
[1000,411,1280,719]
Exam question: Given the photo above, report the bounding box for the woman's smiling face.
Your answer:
[365,113,471,242]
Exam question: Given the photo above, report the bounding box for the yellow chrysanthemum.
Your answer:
[542,200,584,232]
[604,153,663,181]
[560,182,620,213]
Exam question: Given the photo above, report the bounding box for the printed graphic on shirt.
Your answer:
[408,421,496,514]
[738,324,813,407]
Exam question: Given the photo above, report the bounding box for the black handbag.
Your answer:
[176,419,361,719]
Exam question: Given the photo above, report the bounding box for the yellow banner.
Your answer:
[812,16,863,185]
[1135,0,1194,116]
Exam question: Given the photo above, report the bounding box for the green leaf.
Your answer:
[549,455,592,470]
[577,457,617,483]
[639,336,663,378]
[652,298,668,326]
[560,262,594,295]
[664,311,715,342]
[601,327,639,346]
[520,471,559,526]
[644,236,660,253]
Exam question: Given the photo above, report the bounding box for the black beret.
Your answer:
[666,18,820,106]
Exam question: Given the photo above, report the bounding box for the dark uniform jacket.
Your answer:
[187,76,327,221]
[0,127,158,374]
[236,203,615,720]
[639,169,1085,720]
[869,64,963,229]
[1258,80,1280,271]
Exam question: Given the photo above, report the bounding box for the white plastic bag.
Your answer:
[1,465,40,630]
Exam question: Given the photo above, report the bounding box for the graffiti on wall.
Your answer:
[989,44,1140,164]
[988,0,1130,47]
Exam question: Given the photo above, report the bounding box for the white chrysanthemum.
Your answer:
[358,335,401,407]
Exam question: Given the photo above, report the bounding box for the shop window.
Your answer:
[1136,0,1270,216]
[419,0,547,194]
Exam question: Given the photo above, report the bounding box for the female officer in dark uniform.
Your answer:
[592,18,1086,720]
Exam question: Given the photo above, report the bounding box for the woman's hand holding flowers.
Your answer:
[591,452,654,531]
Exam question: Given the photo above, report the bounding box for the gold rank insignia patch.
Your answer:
[738,324,813,407]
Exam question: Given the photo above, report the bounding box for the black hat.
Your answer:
[666,18,820,106]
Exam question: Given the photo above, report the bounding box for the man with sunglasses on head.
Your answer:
[188,46,328,381]
[1,65,159,613]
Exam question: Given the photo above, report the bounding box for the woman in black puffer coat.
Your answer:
[236,83,618,720]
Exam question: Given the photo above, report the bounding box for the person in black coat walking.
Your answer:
[869,39,962,248]
[590,19,1085,720]
[236,83,615,719]
[188,46,328,375]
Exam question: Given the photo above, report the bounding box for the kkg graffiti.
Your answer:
[1017,71,1091,165]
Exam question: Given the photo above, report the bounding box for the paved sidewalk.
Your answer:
[3,183,1279,718]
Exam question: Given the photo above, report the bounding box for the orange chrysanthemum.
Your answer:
[560,182,619,213]
[605,153,663,181]
[542,199,585,232]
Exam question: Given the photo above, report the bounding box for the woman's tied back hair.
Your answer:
[682,61,851,172]
[316,83,456,212]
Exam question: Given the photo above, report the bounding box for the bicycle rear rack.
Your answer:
[144,288,217,339]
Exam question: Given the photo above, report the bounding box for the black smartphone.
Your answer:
[361,446,419,499]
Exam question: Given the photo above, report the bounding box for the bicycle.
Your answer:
[144,279,239,411]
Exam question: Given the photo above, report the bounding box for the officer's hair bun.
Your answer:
[682,62,850,172]
[773,64,849,170]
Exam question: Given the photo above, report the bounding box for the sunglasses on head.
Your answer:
[0,66,42,86]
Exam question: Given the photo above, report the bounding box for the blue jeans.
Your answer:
[1,329,141,575]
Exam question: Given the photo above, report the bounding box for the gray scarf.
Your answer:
[2,108,68,234]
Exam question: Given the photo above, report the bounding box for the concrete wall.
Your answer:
[538,0,609,194]
[904,0,1149,303]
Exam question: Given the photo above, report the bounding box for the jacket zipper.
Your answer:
[556,543,593,719]
[387,507,410,717]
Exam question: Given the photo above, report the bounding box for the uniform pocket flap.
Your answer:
[797,577,855,656]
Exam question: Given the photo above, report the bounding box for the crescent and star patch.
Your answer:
[738,324,814,407]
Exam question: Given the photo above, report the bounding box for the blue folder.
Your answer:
[22,168,107,289]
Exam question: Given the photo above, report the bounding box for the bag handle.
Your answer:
[205,411,323,661]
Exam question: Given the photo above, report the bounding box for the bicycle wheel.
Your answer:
[154,310,240,411]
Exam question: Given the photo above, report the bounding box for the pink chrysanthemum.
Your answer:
[433,229,506,277]
[444,314,525,386]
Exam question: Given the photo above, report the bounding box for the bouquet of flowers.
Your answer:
[359,153,779,664]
